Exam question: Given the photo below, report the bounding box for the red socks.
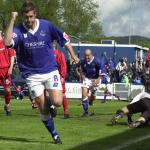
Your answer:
[63,95,69,115]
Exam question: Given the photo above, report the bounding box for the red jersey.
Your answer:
[0,39,15,68]
[146,52,150,67]
[54,49,67,79]
[146,52,150,79]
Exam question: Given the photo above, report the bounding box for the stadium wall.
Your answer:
[65,83,144,100]
[59,43,149,64]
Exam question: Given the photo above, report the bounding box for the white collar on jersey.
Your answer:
[22,19,39,35]
[87,56,94,64]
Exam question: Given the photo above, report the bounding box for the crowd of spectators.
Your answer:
[66,52,148,85]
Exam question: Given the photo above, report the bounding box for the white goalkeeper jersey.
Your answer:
[130,92,150,104]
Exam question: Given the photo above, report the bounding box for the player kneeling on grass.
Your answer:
[111,88,150,128]
[80,49,106,116]
[4,1,78,144]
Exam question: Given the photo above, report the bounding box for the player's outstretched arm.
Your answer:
[65,43,79,64]
[4,12,18,46]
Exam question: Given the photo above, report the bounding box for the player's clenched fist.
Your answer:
[11,12,18,21]
[73,55,80,64]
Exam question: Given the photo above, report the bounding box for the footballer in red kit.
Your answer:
[53,41,69,118]
[0,27,15,115]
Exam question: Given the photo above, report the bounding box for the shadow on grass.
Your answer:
[70,127,150,150]
[0,136,51,144]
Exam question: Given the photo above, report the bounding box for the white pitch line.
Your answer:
[108,134,150,150]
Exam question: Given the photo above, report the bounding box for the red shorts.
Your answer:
[0,68,12,89]
[61,80,66,94]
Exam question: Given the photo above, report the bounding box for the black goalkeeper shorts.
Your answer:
[127,98,150,121]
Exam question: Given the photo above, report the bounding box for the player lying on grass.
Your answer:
[4,1,78,144]
[111,90,150,128]
[80,49,106,116]
[0,26,15,116]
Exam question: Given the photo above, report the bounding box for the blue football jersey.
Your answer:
[101,74,111,84]
[81,57,106,79]
[12,19,70,77]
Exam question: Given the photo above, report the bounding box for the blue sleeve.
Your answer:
[49,22,70,47]
[12,28,21,49]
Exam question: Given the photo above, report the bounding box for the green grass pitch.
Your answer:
[0,98,150,150]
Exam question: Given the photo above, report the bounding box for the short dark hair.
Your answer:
[21,1,36,15]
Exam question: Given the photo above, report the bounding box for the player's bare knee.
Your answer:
[53,99,62,107]
[82,89,88,99]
